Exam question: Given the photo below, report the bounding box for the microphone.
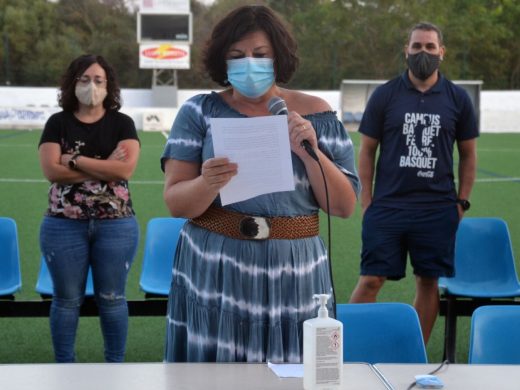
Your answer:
[267,96,289,116]
[267,97,319,162]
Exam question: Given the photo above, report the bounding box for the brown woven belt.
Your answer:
[190,206,319,240]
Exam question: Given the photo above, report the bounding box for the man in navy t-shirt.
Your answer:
[349,22,478,344]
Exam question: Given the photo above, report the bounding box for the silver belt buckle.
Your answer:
[239,216,271,240]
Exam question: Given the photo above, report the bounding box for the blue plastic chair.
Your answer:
[0,217,22,297]
[336,303,427,364]
[439,218,520,362]
[439,218,520,298]
[469,305,520,364]
[35,255,94,297]
[139,217,186,296]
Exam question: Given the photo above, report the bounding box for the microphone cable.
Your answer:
[267,96,336,318]
[313,154,336,319]
[299,139,336,319]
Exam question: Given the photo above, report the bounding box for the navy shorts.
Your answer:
[360,204,460,280]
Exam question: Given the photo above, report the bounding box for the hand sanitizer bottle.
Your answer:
[303,294,343,390]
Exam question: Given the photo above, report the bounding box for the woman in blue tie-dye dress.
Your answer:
[161,5,360,363]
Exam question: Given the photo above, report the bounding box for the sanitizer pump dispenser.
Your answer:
[303,294,343,389]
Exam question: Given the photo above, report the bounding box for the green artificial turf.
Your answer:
[0,129,519,364]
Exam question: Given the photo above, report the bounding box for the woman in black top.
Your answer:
[38,54,140,362]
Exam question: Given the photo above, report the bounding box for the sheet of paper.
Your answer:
[211,115,295,205]
[267,361,304,378]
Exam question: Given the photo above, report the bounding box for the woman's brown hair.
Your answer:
[203,5,299,87]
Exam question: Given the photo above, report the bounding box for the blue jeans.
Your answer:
[40,216,139,363]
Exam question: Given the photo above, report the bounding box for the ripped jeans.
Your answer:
[40,216,139,363]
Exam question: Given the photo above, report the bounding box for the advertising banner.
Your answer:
[0,107,59,129]
[139,43,190,69]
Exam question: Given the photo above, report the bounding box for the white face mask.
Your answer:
[75,82,107,107]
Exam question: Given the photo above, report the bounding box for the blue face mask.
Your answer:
[226,57,275,98]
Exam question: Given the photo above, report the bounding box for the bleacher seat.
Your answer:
[139,217,186,297]
[336,302,427,364]
[469,305,520,364]
[0,217,22,298]
[439,217,520,362]
[35,255,94,297]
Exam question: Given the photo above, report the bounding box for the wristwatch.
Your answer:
[68,154,80,170]
[457,198,471,211]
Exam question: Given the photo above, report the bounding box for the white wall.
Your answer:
[0,86,518,133]
[480,91,520,133]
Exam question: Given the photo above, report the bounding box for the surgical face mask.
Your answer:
[406,51,441,81]
[226,57,275,98]
[75,82,107,107]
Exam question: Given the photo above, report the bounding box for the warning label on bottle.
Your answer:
[315,327,341,385]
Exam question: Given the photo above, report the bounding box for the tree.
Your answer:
[56,0,144,87]
[497,0,520,88]
[1,0,80,86]
[0,0,519,89]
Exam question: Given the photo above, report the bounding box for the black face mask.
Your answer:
[407,51,441,81]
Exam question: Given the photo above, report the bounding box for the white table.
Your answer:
[0,362,390,390]
[374,363,520,390]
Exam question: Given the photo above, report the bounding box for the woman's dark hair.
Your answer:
[58,54,122,112]
[203,5,299,87]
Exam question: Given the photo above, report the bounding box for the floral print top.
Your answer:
[46,180,134,219]
[40,110,139,219]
